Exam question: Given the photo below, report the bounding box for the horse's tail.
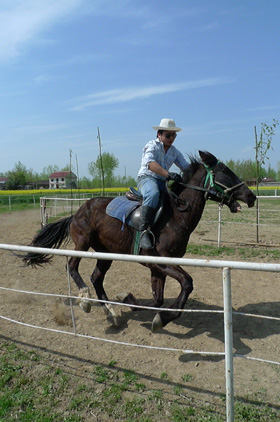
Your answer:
[22,215,74,267]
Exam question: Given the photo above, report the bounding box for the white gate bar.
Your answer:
[2,243,280,272]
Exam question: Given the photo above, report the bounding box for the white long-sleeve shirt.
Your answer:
[138,139,189,180]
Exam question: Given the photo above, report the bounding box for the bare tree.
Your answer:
[254,119,279,195]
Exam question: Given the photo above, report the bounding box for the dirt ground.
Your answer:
[0,208,279,413]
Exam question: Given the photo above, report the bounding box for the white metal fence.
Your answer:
[39,195,280,246]
[39,194,122,226]
[40,196,91,226]
[0,243,279,422]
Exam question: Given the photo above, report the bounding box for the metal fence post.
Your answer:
[223,267,234,422]
[256,197,260,243]
[218,204,222,248]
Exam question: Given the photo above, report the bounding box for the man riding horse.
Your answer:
[137,118,190,249]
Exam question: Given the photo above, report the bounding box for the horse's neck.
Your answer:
[179,165,207,222]
[188,164,206,188]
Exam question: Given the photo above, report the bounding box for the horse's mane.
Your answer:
[181,155,202,184]
[168,155,202,198]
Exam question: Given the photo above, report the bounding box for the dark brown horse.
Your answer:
[22,151,256,331]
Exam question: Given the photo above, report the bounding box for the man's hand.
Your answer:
[167,172,182,183]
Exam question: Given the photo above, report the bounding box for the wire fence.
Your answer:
[0,243,279,422]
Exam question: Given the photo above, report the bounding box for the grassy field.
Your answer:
[187,243,280,261]
[1,341,279,422]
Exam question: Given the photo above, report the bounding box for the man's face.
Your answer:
[159,131,177,149]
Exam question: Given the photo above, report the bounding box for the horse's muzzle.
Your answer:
[228,201,241,213]
[246,192,257,208]
[228,191,256,213]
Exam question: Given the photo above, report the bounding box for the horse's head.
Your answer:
[199,151,256,212]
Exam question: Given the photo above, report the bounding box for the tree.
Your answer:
[277,162,280,181]
[226,158,258,182]
[79,177,93,189]
[113,174,137,187]
[6,161,28,189]
[61,164,71,172]
[254,119,279,195]
[266,164,277,180]
[88,152,119,187]
[40,165,60,179]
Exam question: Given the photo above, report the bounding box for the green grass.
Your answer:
[0,342,279,422]
[0,203,40,213]
[187,243,280,261]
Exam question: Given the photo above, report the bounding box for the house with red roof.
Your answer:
[49,171,77,189]
[0,177,8,190]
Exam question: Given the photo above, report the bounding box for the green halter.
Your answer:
[203,161,244,203]
[204,161,226,195]
[166,160,244,211]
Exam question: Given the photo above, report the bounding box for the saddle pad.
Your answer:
[106,195,140,229]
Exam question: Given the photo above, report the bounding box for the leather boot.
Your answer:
[139,206,155,249]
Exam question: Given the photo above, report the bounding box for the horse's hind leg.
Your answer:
[68,256,92,313]
[90,259,118,326]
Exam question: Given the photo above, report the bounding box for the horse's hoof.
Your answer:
[103,304,119,327]
[107,314,119,327]
[152,313,163,333]
[78,287,91,313]
[116,292,130,303]
[79,300,91,313]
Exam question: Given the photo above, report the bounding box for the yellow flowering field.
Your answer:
[1,186,279,197]
[0,187,131,196]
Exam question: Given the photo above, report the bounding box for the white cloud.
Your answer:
[15,123,68,134]
[35,74,50,85]
[0,89,26,97]
[69,78,231,110]
[0,0,84,62]
[245,105,280,112]
[0,1,208,64]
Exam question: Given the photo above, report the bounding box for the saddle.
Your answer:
[106,187,164,231]
[125,187,143,202]
[126,187,164,231]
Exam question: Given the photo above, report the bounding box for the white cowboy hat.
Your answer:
[152,118,182,132]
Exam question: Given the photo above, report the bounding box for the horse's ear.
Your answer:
[199,151,218,167]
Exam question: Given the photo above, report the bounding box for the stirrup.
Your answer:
[140,230,155,249]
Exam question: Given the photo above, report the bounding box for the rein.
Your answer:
[167,161,244,211]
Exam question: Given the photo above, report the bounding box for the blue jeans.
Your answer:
[137,176,166,209]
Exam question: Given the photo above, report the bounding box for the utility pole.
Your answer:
[75,153,79,191]
[69,149,73,215]
[97,127,105,195]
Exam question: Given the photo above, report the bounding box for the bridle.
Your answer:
[203,161,244,205]
[167,161,244,211]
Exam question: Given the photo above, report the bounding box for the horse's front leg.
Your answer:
[116,267,166,311]
[152,265,193,332]
[151,267,166,308]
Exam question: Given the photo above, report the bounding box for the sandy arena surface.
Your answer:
[0,208,279,412]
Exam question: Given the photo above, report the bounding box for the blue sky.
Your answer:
[1,0,280,180]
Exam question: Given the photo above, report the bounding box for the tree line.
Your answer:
[1,120,278,190]
[0,152,137,190]
[1,153,280,191]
